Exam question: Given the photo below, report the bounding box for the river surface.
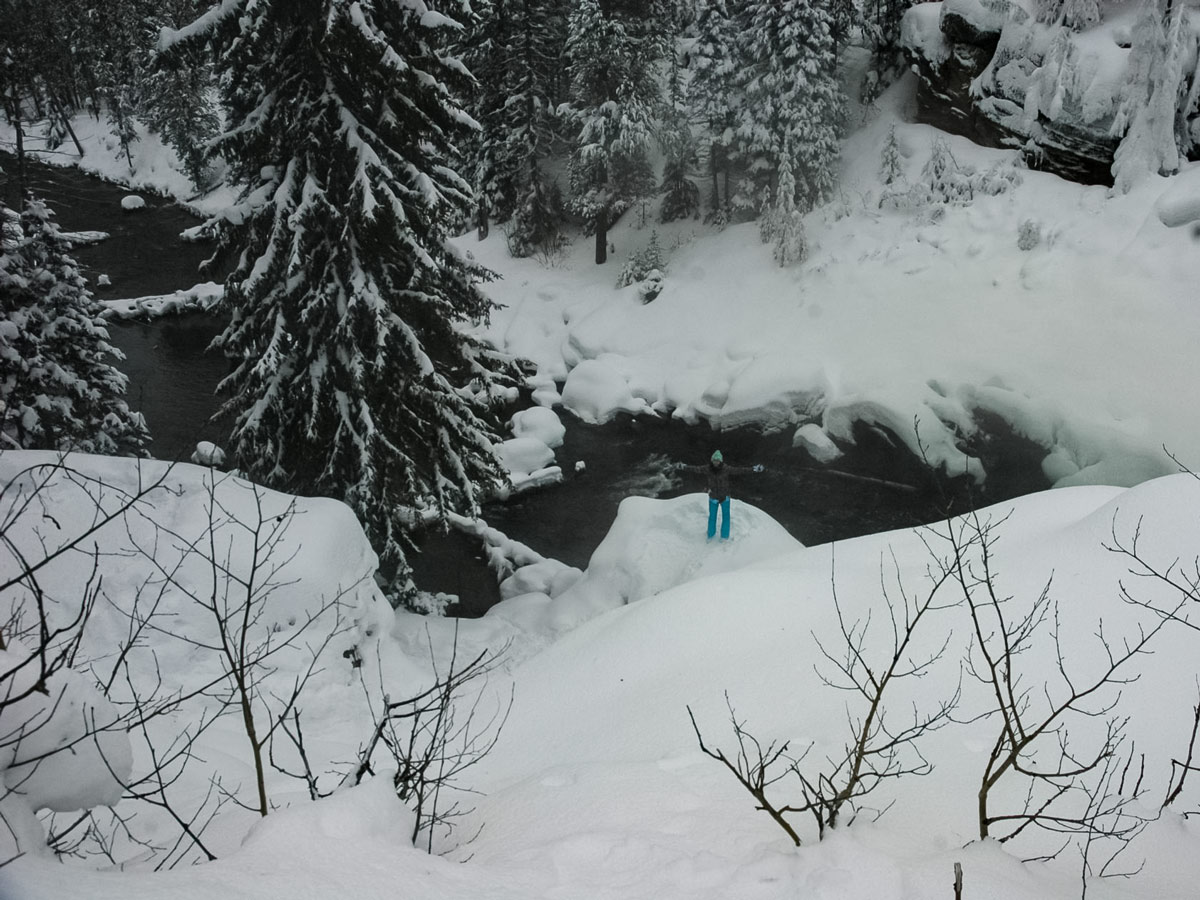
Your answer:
[4,156,1052,616]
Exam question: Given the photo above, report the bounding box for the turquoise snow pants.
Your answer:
[708,496,731,540]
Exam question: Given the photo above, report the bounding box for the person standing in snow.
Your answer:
[675,450,763,541]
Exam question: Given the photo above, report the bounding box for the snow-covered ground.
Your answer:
[5,452,1200,900]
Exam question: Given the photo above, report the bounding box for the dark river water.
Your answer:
[4,156,1052,616]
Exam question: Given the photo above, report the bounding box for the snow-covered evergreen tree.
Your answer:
[466,0,568,256]
[0,198,150,454]
[861,0,914,104]
[766,149,807,266]
[734,0,844,214]
[564,0,670,264]
[161,0,516,602]
[689,0,743,223]
[880,125,904,185]
[1037,0,1102,31]
[141,0,221,192]
[658,7,699,224]
[465,0,521,231]
[1111,0,1191,193]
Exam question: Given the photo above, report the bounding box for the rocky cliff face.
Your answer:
[902,0,1120,186]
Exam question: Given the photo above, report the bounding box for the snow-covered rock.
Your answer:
[792,423,844,463]
[560,359,653,425]
[496,437,555,477]
[510,406,566,449]
[121,194,146,212]
[191,440,227,466]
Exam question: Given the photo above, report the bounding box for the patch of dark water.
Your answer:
[2,154,219,300]
[108,317,231,461]
[7,157,1055,616]
[415,410,1052,617]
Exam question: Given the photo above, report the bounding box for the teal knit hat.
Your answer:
[711,450,723,463]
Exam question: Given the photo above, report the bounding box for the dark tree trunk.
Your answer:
[477,199,489,240]
[594,207,608,264]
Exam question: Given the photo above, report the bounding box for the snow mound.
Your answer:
[1155,166,1200,228]
[120,194,146,211]
[560,358,653,424]
[510,405,566,448]
[489,493,802,636]
[793,422,844,463]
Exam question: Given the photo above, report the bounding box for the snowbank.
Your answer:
[6,454,1200,899]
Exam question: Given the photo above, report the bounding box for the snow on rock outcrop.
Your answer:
[486,494,802,636]
[940,0,1019,45]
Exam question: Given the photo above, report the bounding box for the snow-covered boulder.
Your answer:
[496,437,555,477]
[121,194,146,212]
[560,359,652,425]
[509,406,565,449]
[940,0,1024,46]
[793,423,843,463]
[191,440,227,466]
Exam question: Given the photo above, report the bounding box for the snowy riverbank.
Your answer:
[7,72,1199,492]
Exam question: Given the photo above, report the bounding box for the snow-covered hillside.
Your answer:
[5,452,1200,900]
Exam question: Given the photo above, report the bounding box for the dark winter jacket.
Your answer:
[679,460,752,501]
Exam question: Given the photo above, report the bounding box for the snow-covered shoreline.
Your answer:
[7,80,1199,492]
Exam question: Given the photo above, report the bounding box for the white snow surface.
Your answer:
[6,453,1200,900]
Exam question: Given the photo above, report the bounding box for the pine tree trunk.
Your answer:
[711,159,720,214]
[50,94,85,158]
[594,208,608,264]
[477,199,489,240]
[5,87,27,203]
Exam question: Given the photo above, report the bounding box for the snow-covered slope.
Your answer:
[6,453,1200,900]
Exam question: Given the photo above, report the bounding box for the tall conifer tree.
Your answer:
[734,0,844,212]
[162,0,515,601]
[690,0,743,222]
[564,0,669,264]
[466,0,567,255]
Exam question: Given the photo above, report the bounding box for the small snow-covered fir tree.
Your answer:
[880,125,904,185]
[162,0,517,602]
[616,230,665,288]
[565,0,669,264]
[1111,0,1191,193]
[0,198,150,454]
[734,0,844,213]
[764,150,807,266]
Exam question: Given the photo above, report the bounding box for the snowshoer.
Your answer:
[675,450,763,541]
